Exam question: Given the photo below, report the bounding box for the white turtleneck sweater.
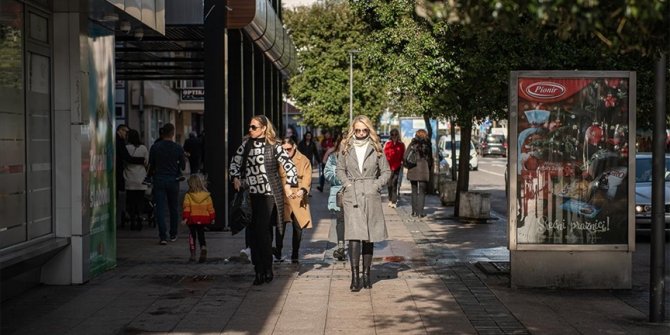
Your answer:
[354,143,368,173]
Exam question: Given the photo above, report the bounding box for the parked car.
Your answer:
[481,134,507,157]
[634,153,670,235]
[438,135,478,171]
[379,134,390,147]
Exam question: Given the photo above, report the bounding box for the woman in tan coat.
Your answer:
[276,137,313,263]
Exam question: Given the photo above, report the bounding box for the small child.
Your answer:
[182,174,215,263]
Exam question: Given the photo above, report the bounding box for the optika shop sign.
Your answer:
[525,82,566,100]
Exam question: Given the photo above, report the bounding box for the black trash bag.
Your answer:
[229,189,251,235]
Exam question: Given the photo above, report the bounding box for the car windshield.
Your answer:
[486,135,505,143]
[444,141,461,150]
[444,141,475,150]
[635,157,670,182]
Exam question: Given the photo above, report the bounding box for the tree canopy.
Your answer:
[284,1,387,130]
[418,0,668,128]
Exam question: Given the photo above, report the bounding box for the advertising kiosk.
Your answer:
[508,71,636,288]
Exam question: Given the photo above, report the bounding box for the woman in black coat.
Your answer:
[297,131,319,166]
[404,129,433,218]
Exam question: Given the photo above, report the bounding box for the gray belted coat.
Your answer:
[336,144,391,242]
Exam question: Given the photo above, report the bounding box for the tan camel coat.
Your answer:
[279,150,313,228]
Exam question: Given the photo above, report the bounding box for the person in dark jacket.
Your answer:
[148,123,186,244]
[183,131,202,174]
[404,129,433,218]
[297,131,319,167]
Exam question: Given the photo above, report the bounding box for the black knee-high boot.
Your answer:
[362,241,373,289]
[348,240,361,292]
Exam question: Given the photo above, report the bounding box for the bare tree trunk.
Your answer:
[424,113,436,194]
[453,118,472,217]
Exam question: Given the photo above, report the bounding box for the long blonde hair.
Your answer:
[187,174,209,193]
[340,115,383,155]
[251,115,278,145]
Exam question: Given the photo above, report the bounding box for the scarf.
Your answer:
[352,137,371,147]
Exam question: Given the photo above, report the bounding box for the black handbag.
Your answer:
[404,147,417,168]
[229,188,251,235]
[336,187,344,208]
[229,139,254,235]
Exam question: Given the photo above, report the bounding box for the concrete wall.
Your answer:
[511,250,632,289]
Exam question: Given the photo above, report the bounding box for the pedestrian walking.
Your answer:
[404,129,433,218]
[383,129,405,208]
[148,123,186,245]
[336,115,391,291]
[324,135,346,261]
[285,125,298,145]
[297,131,319,169]
[116,124,146,228]
[183,131,202,174]
[181,174,215,263]
[317,130,334,192]
[274,137,313,264]
[230,115,298,285]
[124,129,149,231]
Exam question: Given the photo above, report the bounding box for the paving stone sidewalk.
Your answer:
[1,178,668,334]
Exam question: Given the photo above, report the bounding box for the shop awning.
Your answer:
[112,0,297,81]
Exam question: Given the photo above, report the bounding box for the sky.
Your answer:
[283,0,319,10]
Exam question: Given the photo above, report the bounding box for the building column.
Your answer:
[203,0,227,226]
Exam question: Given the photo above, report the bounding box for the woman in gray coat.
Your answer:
[336,115,391,291]
[405,129,433,218]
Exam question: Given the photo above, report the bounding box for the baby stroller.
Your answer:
[120,187,155,230]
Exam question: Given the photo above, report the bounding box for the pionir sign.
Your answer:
[180,88,205,102]
[510,72,635,246]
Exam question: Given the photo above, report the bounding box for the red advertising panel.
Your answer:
[512,73,633,245]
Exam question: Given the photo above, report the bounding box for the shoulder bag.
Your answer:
[229,140,253,235]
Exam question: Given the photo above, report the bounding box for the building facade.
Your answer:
[0,0,296,300]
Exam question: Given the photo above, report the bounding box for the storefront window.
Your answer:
[0,0,27,247]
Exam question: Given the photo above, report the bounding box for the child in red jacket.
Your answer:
[182,174,215,262]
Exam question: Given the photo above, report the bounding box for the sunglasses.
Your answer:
[390,133,398,136]
[354,128,369,134]
[249,124,262,131]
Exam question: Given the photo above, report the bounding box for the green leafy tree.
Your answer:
[351,0,452,123]
[419,1,661,215]
[419,0,668,127]
[284,1,386,130]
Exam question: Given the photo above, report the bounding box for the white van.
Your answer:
[438,135,479,171]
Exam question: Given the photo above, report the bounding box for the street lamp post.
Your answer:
[349,50,360,123]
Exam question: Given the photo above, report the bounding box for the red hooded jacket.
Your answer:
[384,140,406,172]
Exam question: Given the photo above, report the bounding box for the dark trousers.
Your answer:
[188,157,200,175]
[126,190,145,220]
[335,209,344,244]
[319,163,326,190]
[188,225,206,250]
[116,190,125,227]
[153,176,180,241]
[275,213,303,259]
[410,181,428,216]
[387,169,401,204]
[249,194,276,275]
